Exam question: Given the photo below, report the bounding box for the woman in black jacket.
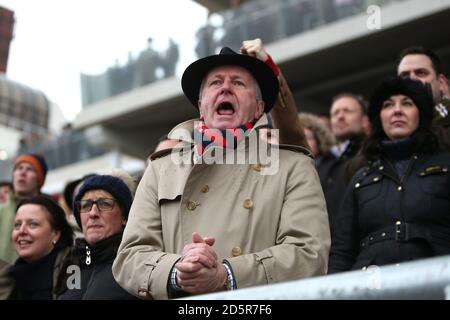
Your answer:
[58,171,137,300]
[328,77,450,273]
[8,195,73,299]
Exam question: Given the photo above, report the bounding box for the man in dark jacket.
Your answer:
[317,93,369,235]
[397,46,450,151]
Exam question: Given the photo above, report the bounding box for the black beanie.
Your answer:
[368,77,434,129]
[73,175,133,228]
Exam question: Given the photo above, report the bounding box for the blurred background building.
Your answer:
[0,5,13,73]
[0,4,143,193]
[1,0,450,195]
[80,38,179,107]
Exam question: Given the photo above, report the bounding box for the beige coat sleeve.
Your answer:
[270,72,310,149]
[112,162,181,300]
[224,155,330,288]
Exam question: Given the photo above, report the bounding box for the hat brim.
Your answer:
[181,51,279,113]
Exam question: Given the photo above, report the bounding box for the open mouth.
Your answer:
[17,240,32,246]
[217,102,235,116]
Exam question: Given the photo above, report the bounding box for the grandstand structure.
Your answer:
[4,0,449,193]
[73,0,450,160]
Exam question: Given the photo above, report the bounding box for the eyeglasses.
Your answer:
[76,198,116,213]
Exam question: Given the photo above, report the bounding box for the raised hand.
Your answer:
[240,38,269,62]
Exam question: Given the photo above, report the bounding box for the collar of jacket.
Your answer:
[338,133,365,158]
[9,248,59,299]
[168,114,268,162]
[168,114,269,143]
[75,232,122,267]
[381,137,414,161]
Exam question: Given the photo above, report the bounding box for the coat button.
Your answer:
[355,183,360,188]
[232,246,242,256]
[397,186,402,191]
[243,199,253,209]
[362,266,367,271]
[201,185,210,193]
[187,201,198,211]
[373,177,380,182]
[378,166,384,170]
[381,232,386,237]
[253,164,262,172]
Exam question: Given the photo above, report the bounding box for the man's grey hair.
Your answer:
[199,78,263,102]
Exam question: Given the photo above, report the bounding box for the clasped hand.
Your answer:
[175,232,227,294]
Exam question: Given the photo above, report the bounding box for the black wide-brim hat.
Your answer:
[181,47,279,113]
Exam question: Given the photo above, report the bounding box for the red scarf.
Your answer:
[193,120,256,155]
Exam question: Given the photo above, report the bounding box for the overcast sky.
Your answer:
[0,0,208,121]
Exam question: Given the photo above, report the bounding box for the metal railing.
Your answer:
[185,255,450,300]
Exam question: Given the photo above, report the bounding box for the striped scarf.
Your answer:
[193,120,256,155]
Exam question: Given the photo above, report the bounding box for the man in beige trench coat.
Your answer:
[112,46,331,299]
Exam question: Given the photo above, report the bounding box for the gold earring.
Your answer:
[52,240,57,245]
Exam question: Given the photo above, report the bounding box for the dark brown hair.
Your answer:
[16,195,74,248]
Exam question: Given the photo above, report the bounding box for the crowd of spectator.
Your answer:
[1,3,450,300]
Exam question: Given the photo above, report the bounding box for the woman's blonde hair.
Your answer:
[298,113,336,154]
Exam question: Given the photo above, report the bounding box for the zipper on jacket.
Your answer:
[385,154,417,223]
[85,246,91,266]
[400,154,417,185]
[383,154,417,186]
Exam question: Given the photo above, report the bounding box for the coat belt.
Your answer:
[359,222,448,250]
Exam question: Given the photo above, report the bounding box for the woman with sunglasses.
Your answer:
[58,170,137,300]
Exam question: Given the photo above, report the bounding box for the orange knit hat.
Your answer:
[14,154,48,189]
